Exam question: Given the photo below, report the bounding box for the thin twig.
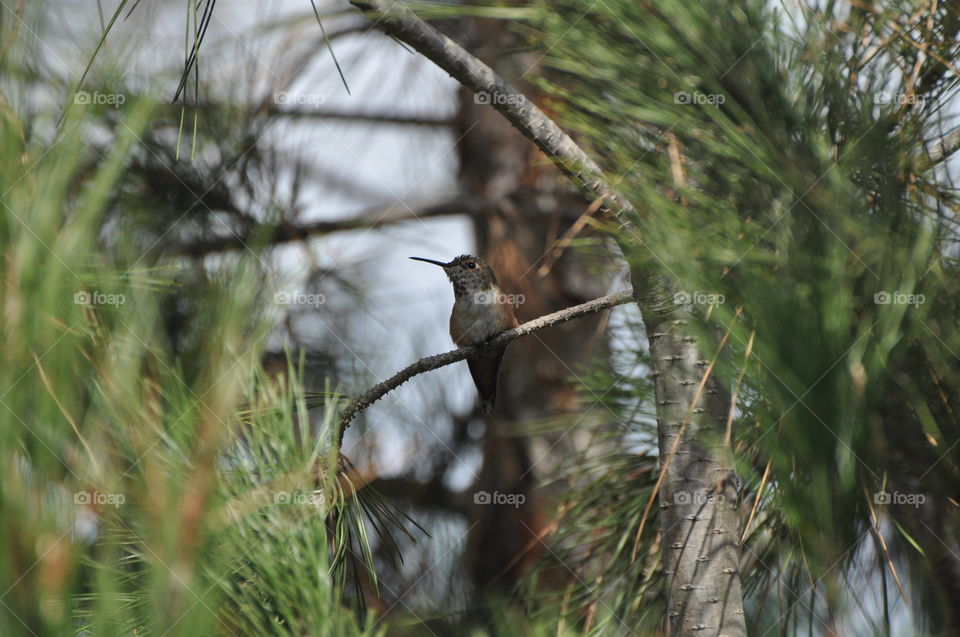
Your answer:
[168,197,490,257]
[725,329,755,449]
[865,489,910,605]
[536,196,606,278]
[740,460,771,548]
[336,290,634,446]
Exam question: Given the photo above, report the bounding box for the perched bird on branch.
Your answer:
[410,254,519,413]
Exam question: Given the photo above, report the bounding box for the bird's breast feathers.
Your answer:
[449,286,515,346]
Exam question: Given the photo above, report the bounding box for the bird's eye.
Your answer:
[467,262,476,269]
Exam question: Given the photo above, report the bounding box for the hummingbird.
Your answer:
[410,254,519,414]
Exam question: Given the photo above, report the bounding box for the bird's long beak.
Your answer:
[409,256,449,267]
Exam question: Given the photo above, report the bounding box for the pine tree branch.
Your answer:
[168,197,489,257]
[265,106,454,127]
[337,289,634,446]
[347,0,638,227]
[920,126,960,170]
[168,196,585,257]
[164,103,455,127]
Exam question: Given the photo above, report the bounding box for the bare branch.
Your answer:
[163,103,455,127]
[347,0,638,227]
[169,197,489,257]
[168,195,587,258]
[265,106,455,127]
[920,126,960,170]
[337,289,634,446]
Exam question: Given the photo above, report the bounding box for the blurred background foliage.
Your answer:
[1,0,959,635]
[529,0,960,633]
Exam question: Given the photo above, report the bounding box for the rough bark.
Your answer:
[636,279,745,635]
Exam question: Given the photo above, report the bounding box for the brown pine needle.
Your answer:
[34,353,102,477]
[740,460,771,547]
[725,328,754,449]
[866,490,910,605]
[536,196,607,278]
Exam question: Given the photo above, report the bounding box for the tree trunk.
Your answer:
[635,272,746,637]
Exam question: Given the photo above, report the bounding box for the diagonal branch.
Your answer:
[163,103,455,127]
[920,126,960,170]
[337,289,634,446]
[264,106,455,127]
[168,196,586,257]
[168,197,490,257]
[347,0,638,227]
